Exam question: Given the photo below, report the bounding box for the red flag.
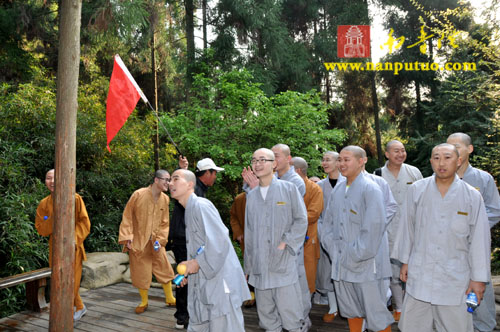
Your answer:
[106,54,148,152]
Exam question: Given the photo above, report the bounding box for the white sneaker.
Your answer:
[73,305,87,321]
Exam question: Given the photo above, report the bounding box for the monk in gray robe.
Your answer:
[315,151,345,322]
[170,169,250,332]
[447,133,499,332]
[245,148,308,332]
[392,143,491,332]
[272,144,311,328]
[378,139,423,321]
[321,146,393,332]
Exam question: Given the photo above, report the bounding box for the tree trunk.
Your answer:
[371,72,384,165]
[185,0,195,90]
[415,80,422,133]
[151,24,159,171]
[202,0,207,50]
[325,73,330,105]
[50,0,81,330]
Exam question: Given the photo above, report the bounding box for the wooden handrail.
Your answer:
[0,268,51,289]
[0,267,52,312]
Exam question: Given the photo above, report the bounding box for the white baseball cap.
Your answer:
[196,158,225,172]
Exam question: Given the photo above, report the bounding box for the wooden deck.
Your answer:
[0,282,401,331]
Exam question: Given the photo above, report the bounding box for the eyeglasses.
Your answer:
[251,158,274,165]
[157,177,171,183]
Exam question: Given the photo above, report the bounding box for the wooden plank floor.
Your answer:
[0,282,401,331]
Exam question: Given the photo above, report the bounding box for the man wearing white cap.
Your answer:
[169,157,225,329]
[194,158,225,194]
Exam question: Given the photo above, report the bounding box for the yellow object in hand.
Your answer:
[177,264,187,275]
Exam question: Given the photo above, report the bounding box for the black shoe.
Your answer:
[175,320,188,329]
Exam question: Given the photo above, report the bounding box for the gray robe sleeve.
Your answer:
[483,175,500,228]
[243,198,253,274]
[194,201,230,280]
[281,185,308,255]
[468,196,491,282]
[347,185,387,263]
[391,184,416,264]
[319,185,339,259]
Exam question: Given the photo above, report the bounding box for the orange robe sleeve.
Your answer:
[35,195,53,237]
[74,194,91,261]
[304,180,324,238]
[118,191,138,251]
[230,193,246,241]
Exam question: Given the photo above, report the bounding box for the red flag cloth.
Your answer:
[106,55,148,152]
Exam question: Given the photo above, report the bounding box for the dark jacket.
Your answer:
[169,177,208,244]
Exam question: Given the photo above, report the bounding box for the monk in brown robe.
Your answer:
[35,169,91,321]
[291,157,324,294]
[230,192,246,252]
[119,169,175,314]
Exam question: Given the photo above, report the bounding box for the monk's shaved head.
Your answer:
[341,145,366,160]
[291,157,308,174]
[323,151,339,160]
[272,144,291,157]
[447,133,472,146]
[254,148,274,160]
[175,169,196,185]
[386,140,404,152]
[432,143,459,158]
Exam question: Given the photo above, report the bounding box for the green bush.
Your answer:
[163,69,346,227]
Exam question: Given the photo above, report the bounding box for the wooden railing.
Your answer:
[0,267,51,312]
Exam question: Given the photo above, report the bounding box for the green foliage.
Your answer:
[0,72,166,317]
[162,69,345,224]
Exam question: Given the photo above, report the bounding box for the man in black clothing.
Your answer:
[168,157,225,330]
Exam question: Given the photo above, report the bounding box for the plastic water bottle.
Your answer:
[173,274,185,286]
[466,292,478,313]
[44,216,48,220]
[153,240,160,251]
[196,245,205,256]
[174,245,205,286]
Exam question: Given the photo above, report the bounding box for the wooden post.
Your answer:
[50,0,82,331]
[151,10,160,171]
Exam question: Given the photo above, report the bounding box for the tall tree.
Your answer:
[185,0,195,89]
[379,0,471,136]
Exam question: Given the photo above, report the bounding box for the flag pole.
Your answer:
[145,100,184,157]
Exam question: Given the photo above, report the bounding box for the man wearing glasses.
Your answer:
[119,169,176,314]
[244,148,308,332]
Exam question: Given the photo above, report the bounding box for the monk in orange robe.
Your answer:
[291,157,324,294]
[35,169,91,321]
[230,192,246,252]
[119,169,175,314]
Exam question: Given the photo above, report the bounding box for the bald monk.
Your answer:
[392,143,490,332]
[321,146,393,332]
[447,133,500,332]
[35,169,91,321]
[119,169,176,314]
[170,169,250,332]
[291,156,323,294]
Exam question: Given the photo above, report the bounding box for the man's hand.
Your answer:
[277,242,286,250]
[400,263,408,282]
[242,167,259,189]
[179,156,188,170]
[178,259,200,275]
[466,280,486,305]
[126,240,133,250]
[236,234,244,243]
